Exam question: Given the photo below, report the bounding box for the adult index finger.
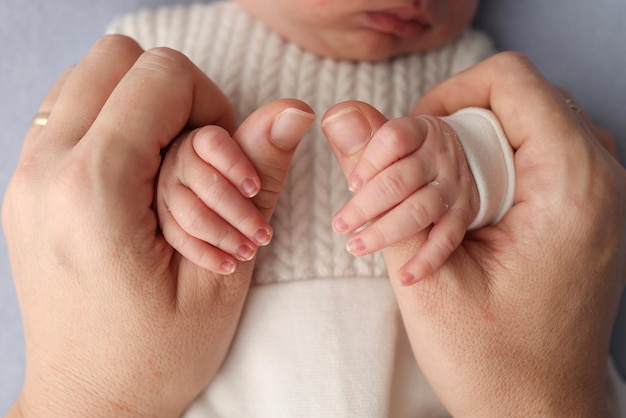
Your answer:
[411,51,609,209]
[77,46,236,198]
[412,51,582,152]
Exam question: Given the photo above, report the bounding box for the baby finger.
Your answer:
[164,183,259,263]
[345,182,449,256]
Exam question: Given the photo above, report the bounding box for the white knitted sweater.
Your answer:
[108,1,496,286]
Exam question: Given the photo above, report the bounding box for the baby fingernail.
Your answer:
[241,177,260,198]
[236,245,256,261]
[220,260,236,275]
[254,228,273,246]
[332,217,350,234]
[347,238,367,256]
[322,107,372,154]
[348,174,363,192]
[270,108,316,151]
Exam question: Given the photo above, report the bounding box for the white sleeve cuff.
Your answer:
[440,108,516,230]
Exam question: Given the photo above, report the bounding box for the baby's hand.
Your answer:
[157,126,273,274]
[323,104,480,282]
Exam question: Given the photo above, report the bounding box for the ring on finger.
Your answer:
[31,112,51,127]
[564,98,582,113]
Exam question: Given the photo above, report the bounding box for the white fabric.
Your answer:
[184,277,449,418]
[441,107,516,229]
[108,2,626,416]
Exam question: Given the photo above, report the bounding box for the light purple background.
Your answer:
[1,0,625,413]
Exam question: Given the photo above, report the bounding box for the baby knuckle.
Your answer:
[179,204,207,233]
[406,200,431,228]
[434,231,459,258]
[379,171,408,201]
[379,121,413,155]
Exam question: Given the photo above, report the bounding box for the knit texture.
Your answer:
[108,1,495,286]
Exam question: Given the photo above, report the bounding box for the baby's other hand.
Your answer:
[322,103,479,284]
[157,126,272,274]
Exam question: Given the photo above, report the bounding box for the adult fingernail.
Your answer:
[322,107,372,154]
[270,108,316,151]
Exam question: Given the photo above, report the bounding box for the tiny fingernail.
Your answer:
[332,217,350,234]
[254,228,273,246]
[346,238,367,256]
[236,244,256,261]
[322,107,372,154]
[270,108,316,151]
[348,174,363,192]
[241,177,260,198]
[399,272,416,286]
[220,260,236,275]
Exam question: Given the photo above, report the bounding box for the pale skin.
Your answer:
[160,0,481,280]
[4,2,626,418]
[3,36,315,417]
[325,55,625,416]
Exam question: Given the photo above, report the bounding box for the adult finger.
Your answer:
[233,99,316,221]
[21,67,73,155]
[321,101,389,181]
[76,45,236,214]
[412,52,582,153]
[38,35,145,153]
[556,87,619,158]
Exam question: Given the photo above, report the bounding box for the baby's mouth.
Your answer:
[364,8,432,38]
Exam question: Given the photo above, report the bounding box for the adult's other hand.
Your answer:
[2,35,311,417]
[324,52,626,417]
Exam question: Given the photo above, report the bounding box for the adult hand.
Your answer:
[2,35,312,417]
[323,52,626,416]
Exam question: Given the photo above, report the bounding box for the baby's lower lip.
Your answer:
[364,11,429,38]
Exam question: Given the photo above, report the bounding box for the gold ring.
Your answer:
[565,98,582,113]
[31,112,50,127]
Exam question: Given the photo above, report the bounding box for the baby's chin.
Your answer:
[290,32,442,62]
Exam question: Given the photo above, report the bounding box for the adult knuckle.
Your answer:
[91,34,142,57]
[141,46,192,77]
[493,50,532,67]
